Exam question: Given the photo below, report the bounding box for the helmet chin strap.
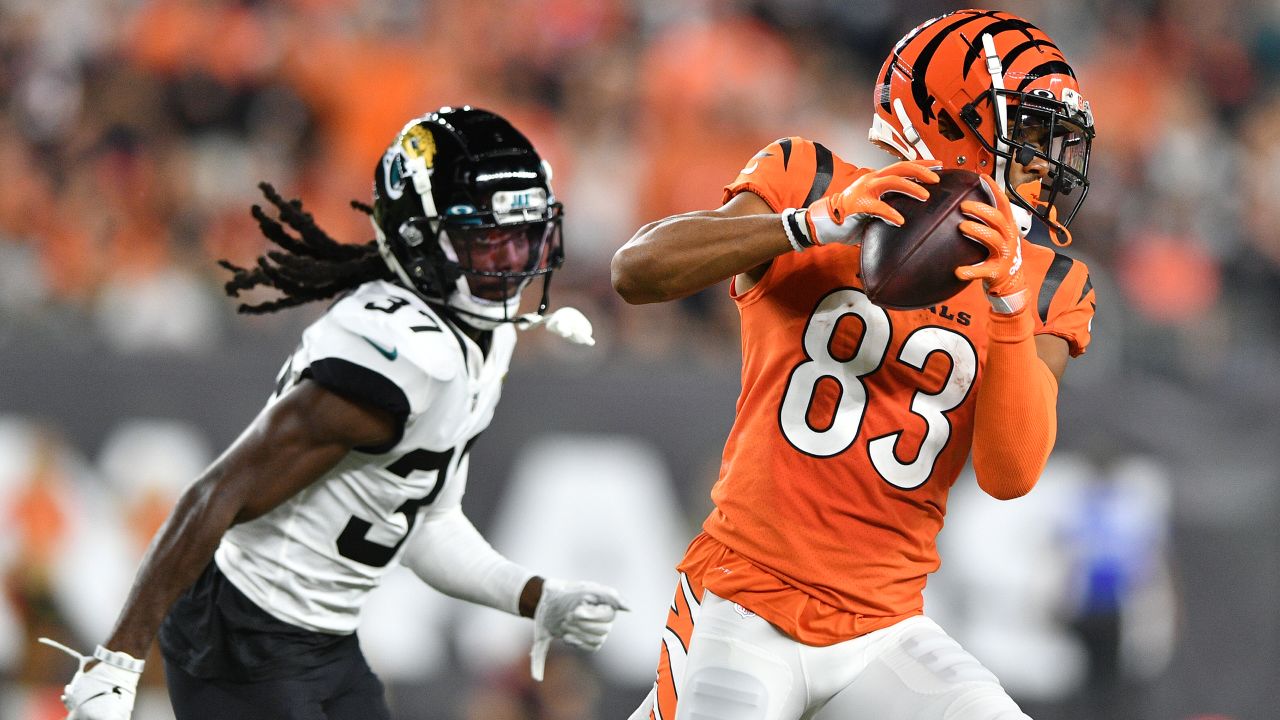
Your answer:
[981,33,1012,188]
[893,98,935,160]
[450,274,594,345]
[980,32,1034,239]
[373,221,421,291]
[868,99,936,161]
[445,274,522,331]
[1011,204,1033,238]
[374,218,524,330]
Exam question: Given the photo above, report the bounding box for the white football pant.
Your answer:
[630,586,1031,720]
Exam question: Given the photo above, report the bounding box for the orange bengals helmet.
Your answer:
[869,9,1095,232]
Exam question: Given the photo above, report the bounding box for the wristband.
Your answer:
[781,208,815,251]
[93,645,145,674]
[987,289,1028,316]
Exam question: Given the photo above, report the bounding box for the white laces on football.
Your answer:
[514,306,595,346]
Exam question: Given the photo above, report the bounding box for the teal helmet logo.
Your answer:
[382,151,407,201]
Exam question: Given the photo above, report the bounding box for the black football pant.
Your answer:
[164,649,392,720]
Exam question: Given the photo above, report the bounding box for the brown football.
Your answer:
[859,168,993,310]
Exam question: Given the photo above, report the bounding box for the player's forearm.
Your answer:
[400,507,536,616]
[518,576,544,618]
[971,309,1059,500]
[611,212,791,304]
[103,472,242,658]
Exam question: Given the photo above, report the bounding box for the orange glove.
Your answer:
[782,159,939,250]
[956,174,1027,314]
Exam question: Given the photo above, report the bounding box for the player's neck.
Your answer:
[448,312,494,358]
[461,324,494,357]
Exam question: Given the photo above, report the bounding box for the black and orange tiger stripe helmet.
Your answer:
[869,9,1095,233]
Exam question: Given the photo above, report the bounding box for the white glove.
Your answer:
[39,638,144,720]
[514,306,596,346]
[530,579,628,681]
[542,307,595,346]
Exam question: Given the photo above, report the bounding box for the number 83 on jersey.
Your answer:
[778,288,978,490]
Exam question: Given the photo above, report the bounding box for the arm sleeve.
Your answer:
[398,506,536,616]
[971,308,1059,500]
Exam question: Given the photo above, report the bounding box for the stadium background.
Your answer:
[1,0,1277,718]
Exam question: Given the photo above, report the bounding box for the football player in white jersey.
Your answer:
[40,106,625,720]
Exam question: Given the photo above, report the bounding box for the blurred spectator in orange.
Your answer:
[633,8,798,222]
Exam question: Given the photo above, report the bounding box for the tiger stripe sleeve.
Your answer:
[1036,252,1096,357]
[723,137,829,212]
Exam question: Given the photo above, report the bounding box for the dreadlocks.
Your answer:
[218,182,393,314]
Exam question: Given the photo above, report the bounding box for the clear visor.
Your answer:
[399,204,564,303]
[964,88,1095,228]
[1011,110,1088,177]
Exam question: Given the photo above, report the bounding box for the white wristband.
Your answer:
[94,645,145,674]
[781,208,815,252]
[987,289,1028,315]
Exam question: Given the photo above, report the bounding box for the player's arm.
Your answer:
[611,192,788,304]
[399,493,628,682]
[43,378,396,720]
[104,378,397,658]
[957,176,1066,500]
[611,159,940,304]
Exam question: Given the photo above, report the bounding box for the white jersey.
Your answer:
[215,280,515,634]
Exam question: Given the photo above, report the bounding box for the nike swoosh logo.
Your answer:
[740,151,773,175]
[361,336,398,361]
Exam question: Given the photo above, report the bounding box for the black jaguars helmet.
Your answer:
[371,106,564,329]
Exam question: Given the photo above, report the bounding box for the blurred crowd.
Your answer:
[2,1,1278,718]
[0,0,1278,387]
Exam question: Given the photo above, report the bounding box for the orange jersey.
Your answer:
[691,137,1095,644]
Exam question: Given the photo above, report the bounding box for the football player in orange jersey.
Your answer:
[613,9,1096,720]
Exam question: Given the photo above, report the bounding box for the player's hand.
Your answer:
[956,174,1028,314]
[530,579,629,681]
[39,639,144,720]
[786,159,940,248]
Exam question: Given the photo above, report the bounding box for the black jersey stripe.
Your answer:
[1078,275,1093,303]
[803,143,834,206]
[779,137,793,170]
[910,10,1000,123]
[1016,61,1076,91]
[1038,252,1076,323]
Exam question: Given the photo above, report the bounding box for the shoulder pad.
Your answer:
[318,281,464,383]
[723,136,861,212]
[1021,246,1096,356]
